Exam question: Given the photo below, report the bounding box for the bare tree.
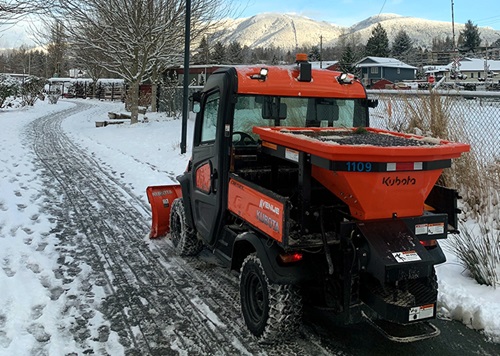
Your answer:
[0,1,56,22]
[56,0,232,124]
[46,19,67,77]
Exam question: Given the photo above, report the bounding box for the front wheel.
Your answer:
[169,198,203,256]
[239,253,302,342]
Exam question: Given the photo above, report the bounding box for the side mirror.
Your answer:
[367,99,379,108]
[190,91,202,113]
[262,98,287,120]
[362,99,378,108]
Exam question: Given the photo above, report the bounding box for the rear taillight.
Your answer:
[420,239,437,247]
[279,252,303,264]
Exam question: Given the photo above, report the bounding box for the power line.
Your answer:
[473,15,500,22]
[378,0,387,16]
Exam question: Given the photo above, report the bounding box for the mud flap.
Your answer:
[146,185,182,238]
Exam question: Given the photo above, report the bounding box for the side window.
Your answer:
[201,92,220,143]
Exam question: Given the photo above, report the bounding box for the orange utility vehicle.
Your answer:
[147,56,470,342]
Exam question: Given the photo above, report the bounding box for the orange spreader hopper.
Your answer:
[254,127,470,220]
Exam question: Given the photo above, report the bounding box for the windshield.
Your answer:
[233,95,368,139]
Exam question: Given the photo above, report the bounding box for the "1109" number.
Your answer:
[346,162,373,172]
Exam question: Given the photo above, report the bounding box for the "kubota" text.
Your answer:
[382,176,416,186]
[256,211,280,232]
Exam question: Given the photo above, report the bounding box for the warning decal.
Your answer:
[285,148,299,162]
[392,250,421,263]
[409,304,434,321]
[415,224,428,235]
[428,222,445,235]
[415,222,445,235]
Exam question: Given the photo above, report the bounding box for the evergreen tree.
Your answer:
[284,50,294,64]
[308,46,321,62]
[445,36,454,51]
[226,41,243,64]
[193,36,211,64]
[457,33,464,49]
[432,36,454,52]
[338,44,357,74]
[241,45,252,64]
[459,20,481,52]
[392,30,413,58]
[211,41,226,64]
[365,23,390,57]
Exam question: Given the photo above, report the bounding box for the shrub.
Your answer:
[0,74,20,108]
[48,94,60,104]
[20,76,46,106]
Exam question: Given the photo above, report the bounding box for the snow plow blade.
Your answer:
[146,185,182,238]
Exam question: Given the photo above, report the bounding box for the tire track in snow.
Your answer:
[24,101,337,355]
[26,103,225,354]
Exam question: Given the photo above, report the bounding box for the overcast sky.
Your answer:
[237,0,500,29]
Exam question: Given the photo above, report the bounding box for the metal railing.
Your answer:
[367,89,500,164]
[46,82,124,101]
[158,85,202,118]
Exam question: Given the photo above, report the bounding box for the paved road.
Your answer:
[25,101,499,355]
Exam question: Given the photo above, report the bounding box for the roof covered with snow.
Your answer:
[423,65,450,74]
[355,56,417,70]
[453,57,500,72]
[310,61,339,69]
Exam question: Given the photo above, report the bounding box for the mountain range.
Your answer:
[209,13,500,50]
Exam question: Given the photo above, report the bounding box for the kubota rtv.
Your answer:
[147,55,469,342]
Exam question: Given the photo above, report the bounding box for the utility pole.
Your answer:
[320,35,323,68]
[484,41,489,81]
[450,0,459,81]
[451,0,456,51]
[181,0,191,154]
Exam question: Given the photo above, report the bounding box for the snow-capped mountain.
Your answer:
[209,13,500,50]
[211,13,344,49]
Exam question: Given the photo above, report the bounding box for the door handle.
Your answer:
[211,169,218,193]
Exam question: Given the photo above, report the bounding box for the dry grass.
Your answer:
[450,223,500,287]
[384,92,491,213]
[381,91,500,287]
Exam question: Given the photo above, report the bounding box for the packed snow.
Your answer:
[0,98,499,355]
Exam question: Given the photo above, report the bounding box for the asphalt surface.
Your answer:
[24,101,500,355]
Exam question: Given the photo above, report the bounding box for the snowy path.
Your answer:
[20,102,340,354]
[1,100,498,355]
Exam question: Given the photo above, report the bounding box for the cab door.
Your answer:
[188,69,234,246]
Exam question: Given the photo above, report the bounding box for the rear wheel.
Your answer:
[169,198,203,256]
[239,253,302,342]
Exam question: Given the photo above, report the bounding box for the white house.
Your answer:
[439,57,500,82]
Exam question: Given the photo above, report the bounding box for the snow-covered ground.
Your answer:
[0,98,499,354]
